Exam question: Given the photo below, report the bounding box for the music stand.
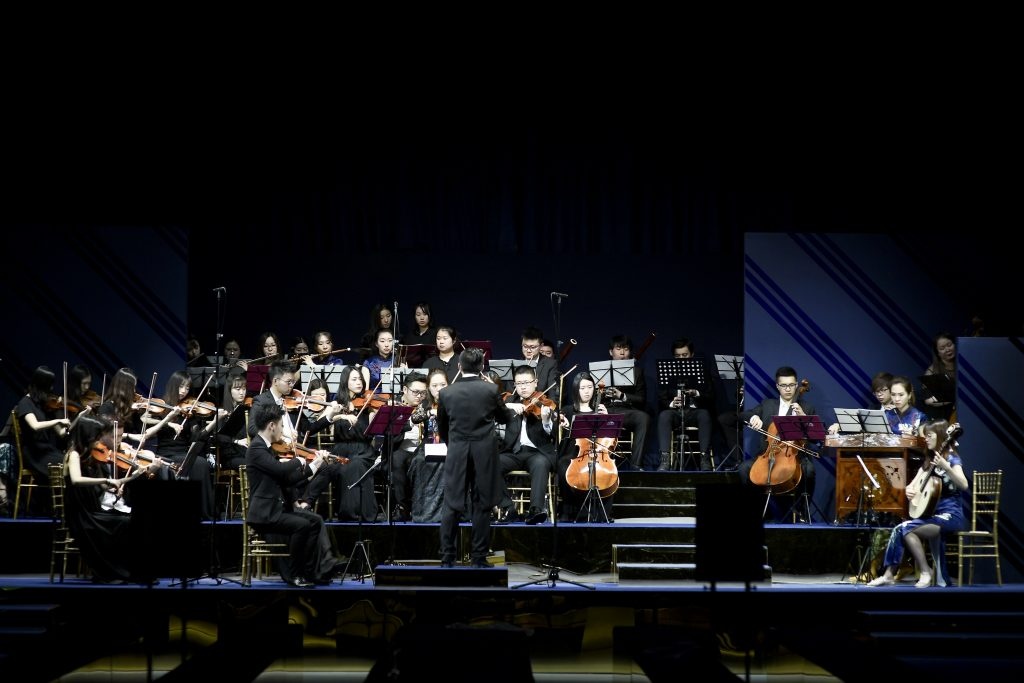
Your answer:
[656,358,707,471]
[715,354,744,469]
[339,455,383,584]
[918,373,956,414]
[772,415,827,524]
[833,409,892,444]
[245,364,270,394]
[364,404,414,564]
[488,359,518,382]
[588,360,635,391]
[187,366,230,394]
[380,367,426,396]
[398,344,436,368]
[299,364,346,396]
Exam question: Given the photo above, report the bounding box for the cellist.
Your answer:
[555,371,617,523]
[738,366,822,521]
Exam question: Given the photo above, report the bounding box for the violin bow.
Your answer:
[62,361,69,423]
[99,373,107,406]
[174,371,216,439]
[353,378,386,421]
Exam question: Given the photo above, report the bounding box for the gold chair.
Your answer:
[215,464,242,521]
[47,463,81,583]
[11,409,40,519]
[506,470,555,519]
[956,470,1002,586]
[238,464,290,587]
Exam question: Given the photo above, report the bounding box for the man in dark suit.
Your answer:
[245,401,330,588]
[599,335,651,470]
[738,365,821,520]
[511,326,560,405]
[496,365,557,525]
[437,346,518,568]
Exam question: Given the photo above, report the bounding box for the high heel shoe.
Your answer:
[866,575,895,587]
[914,572,933,588]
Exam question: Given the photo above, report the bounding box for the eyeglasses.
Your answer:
[409,389,427,396]
[777,383,798,389]
[515,381,537,387]
[276,377,296,386]
[521,344,540,351]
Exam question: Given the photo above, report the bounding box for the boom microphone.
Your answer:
[551,291,569,298]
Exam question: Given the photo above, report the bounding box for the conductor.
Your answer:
[436,347,519,568]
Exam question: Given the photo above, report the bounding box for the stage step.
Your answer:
[859,609,1024,657]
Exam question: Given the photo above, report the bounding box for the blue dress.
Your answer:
[880,452,966,582]
[886,406,927,436]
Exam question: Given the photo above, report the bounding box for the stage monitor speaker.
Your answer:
[129,478,204,580]
[694,483,766,583]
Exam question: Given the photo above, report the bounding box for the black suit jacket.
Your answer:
[740,397,818,455]
[244,436,315,525]
[437,375,513,510]
[499,394,556,460]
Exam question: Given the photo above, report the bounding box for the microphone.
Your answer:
[551,291,569,298]
[212,286,227,294]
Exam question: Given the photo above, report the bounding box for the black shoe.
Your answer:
[289,577,315,588]
[392,504,411,522]
[525,506,548,525]
[311,576,332,586]
[470,559,490,569]
[493,505,519,524]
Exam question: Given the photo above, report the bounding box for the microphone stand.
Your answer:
[339,454,382,584]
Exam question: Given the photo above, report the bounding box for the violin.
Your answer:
[90,441,132,472]
[178,397,217,416]
[281,389,306,411]
[81,389,103,409]
[45,395,81,415]
[271,440,350,464]
[747,379,811,494]
[351,391,391,412]
[132,394,178,414]
[519,391,557,419]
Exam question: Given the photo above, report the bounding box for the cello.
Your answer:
[565,382,619,498]
[747,379,812,494]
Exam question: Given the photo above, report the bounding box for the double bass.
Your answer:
[748,379,813,494]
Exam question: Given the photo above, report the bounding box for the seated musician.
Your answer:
[422,325,462,384]
[364,327,406,388]
[495,365,556,525]
[655,337,715,471]
[302,330,345,366]
[507,326,559,406]
[556,371,616,523]
[400,301,438,366]
[738,365,822,521]
[598,335,650,470]
[387,373,431,522]
[887,375,927,437]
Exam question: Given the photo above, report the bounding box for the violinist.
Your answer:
[286,377,348,512]
[148,370,218,520]
[599,335,650,470]
[422,325,462,384]
[212,372,252,471]
[738,366,822,520]
[555,371,616,523]
[245,401,333,588]
[868,419,968,588]
[67,364,102,414]
[304,364,379,522]
[495,366,556,525]
[14,366,72,508]
[65,414,164,584]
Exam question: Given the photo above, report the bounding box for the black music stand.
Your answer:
[461,340,493,368]
[571,413,624,524]
[364,404,414,563]
[715,354,744,470]
[245,364,270,395]
[918,373,956,418]
[772,415,827,524]
[655,358,707,471]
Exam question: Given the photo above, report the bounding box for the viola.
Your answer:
[748,379,811,494]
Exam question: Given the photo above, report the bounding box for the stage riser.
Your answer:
[0,519,877,577]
